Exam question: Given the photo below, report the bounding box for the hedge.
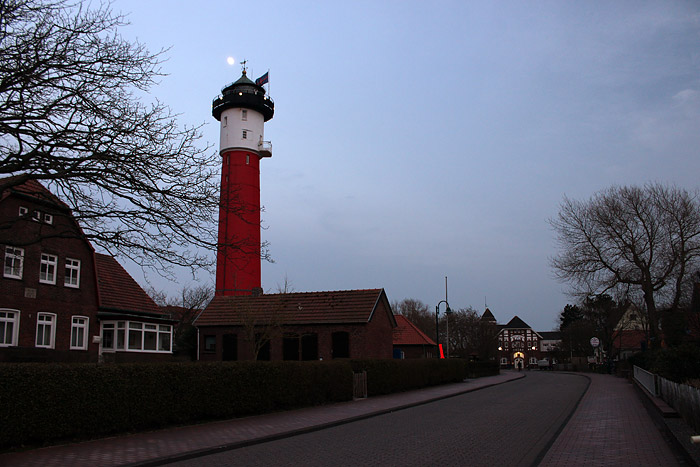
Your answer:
[350,358,476,396]
[0,361,353,449]
[629,343,700,383]
[0,358,499,450]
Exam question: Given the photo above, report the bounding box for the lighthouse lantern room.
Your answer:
[212,66,274,296]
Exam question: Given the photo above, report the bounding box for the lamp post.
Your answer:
[436,300,450,358]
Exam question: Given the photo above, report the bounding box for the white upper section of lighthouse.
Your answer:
[219,107,265,154]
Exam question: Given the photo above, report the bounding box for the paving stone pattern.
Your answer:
[170,372,588,467]
[540,373,683,466]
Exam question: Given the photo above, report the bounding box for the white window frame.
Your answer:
[43,213,53,224]
[31,210,41,222]
[64,258,81,288]
[36,312,56,348]
[18,206,28,216]
[101,320,172,353]
[0,309,20,347]
[70,316,89,350]
[4,246,24,279]
[39,253,58,284]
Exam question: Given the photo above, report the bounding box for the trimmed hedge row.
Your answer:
[0,361,353,449]
[351,358,473,396]
[0,358,499,449]
[629,343,700,383]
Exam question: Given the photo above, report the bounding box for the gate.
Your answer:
[353,371,367,399]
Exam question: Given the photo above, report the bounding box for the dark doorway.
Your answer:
[256,333,271,361]
[332,331,350,358]
[222,333,237,361]
[301,333,318,360]
[283,335,300,360]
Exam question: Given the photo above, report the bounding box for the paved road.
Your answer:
[169,372,589,467]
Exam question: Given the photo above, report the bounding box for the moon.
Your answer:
[226,56,235,66]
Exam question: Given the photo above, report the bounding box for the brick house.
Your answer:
[0,178,175,362]
[195,289,396,361]
[392,314,437,359]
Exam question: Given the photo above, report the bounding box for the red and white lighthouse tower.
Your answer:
[212,67,274,296]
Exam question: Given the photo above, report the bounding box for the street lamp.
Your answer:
[436,300,451,359]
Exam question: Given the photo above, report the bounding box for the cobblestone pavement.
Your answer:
[169,372,589,467]
[540,373,684,466]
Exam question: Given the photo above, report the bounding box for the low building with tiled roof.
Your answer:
[1,178,176,362]
[195,289,396,361]
[392,315,437,359]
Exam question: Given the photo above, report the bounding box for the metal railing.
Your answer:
[633,365,658,396]
[658,375,700,433]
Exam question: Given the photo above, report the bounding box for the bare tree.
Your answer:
[0,0,261,275]
[551,184,700,347]
[146,284,214,359]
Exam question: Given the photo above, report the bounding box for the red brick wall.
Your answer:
[197,300,396,361]
[0,195,100,362]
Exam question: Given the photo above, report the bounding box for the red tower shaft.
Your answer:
[216,149,261,295]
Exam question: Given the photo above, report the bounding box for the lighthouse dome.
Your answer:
[212,70,274,122]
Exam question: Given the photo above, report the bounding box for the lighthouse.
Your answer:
[212,66,274,296]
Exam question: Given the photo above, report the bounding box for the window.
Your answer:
[332,331,350,359]
[4,246,24,279]
[36,313,56,348]
[70,316,89,350]
[242,129,248,139]
[39,253,57,284]
[18,206,28,216]
[246,154,250,165]
[102,321,170,353]
[64,258,81,288]
[31,210,41,222]
[204,335,216,352]
[242,109,247,121]
[43,213,53,224]
[500,358,508,365]
[223,116,227,127]
[128,322,143,350]
[530,357,538,365]
[222,334,237,360]
[0,309,20,347]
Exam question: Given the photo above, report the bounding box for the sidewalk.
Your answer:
[0,372,523,467]
[539,373,686,466]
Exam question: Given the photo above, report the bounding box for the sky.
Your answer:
[114,0,700,331]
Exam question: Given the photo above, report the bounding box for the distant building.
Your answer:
[483,309,561,369]
[393,314,437,359]
[194,289,396,361]
[0,178,175,362]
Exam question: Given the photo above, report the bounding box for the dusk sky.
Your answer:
[116,1,700,331]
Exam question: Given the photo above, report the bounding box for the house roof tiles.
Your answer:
[196,289,394,327]
[393,315,436,346]
[94,253,161,316]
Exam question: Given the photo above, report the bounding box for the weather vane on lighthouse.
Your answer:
[240,59,247,73]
